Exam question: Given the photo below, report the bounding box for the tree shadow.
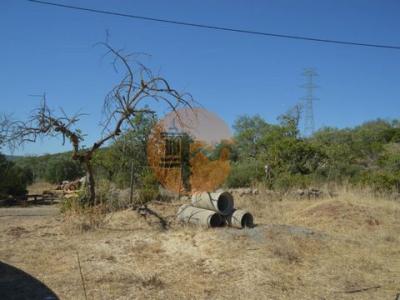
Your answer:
[0,261,59,300]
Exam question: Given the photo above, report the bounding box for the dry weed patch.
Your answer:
[1,188,399,299]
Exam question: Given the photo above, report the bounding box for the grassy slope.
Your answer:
[0,188,399,299]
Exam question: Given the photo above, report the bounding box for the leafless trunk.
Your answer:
[84,160,96,206]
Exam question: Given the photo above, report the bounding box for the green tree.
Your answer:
[14,154,55,182]
[0,153,33,198]
[44,156,84,184]
[93,111,157,188]
[277,104,302,138]
[233,115,271,159]
[226,159,265,188]
[232,112,326,190]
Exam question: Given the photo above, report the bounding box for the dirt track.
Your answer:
[0,205,59,218]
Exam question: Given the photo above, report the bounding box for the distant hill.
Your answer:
[5,155,23,161]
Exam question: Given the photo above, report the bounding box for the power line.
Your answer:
[28,0,400,51]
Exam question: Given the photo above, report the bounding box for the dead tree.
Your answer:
[0,115,9,146]
[6,42,193,206]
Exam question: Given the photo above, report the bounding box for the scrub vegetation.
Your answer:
[4,111,399,204]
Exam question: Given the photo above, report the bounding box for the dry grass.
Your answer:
[27,181,55,195]
[0,188,399,299]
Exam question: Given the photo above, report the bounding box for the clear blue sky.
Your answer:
[1,0,399,155]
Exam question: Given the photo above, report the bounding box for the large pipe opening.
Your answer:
[226,209,255,228]
[241,212,254,228]
[209,213,224,228]
[191,191,234,215]
[216,192,234,215]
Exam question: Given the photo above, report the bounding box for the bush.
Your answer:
[95,178,112,205]
[226,160,265,188]
[60,193,82,213]
[138,169,159,205]
[358,171,400,193]
[0,153,33,198]
[44,157,84,184]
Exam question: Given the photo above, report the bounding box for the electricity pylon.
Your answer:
[301,68,318,136]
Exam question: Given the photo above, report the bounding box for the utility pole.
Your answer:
[301,68,318,136]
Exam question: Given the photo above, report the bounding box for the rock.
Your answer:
[228,188,258,196]
[241,188,252,196]
[293,188,323,199]
[180,195,190,202]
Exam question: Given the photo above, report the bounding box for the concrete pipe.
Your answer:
[191,191,234,215]
[176,204,224,228]
[226,209,254,228]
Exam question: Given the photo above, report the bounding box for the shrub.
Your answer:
[44,157,84,184]
[358,171,400,193]
[138,169,159,205]
[226,160,265,188]
[0,153,32,198]
[60,193,82,213]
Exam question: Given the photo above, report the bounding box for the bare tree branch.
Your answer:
[0,114,12,147]
[6,98,85,158]
[99,42,194,136]
[4,41,194,206]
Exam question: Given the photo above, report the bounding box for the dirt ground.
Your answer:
[0,189,399,300]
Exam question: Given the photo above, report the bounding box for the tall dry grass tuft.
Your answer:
[61,201,111,234]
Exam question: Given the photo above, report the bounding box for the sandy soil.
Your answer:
[0,190,399,299]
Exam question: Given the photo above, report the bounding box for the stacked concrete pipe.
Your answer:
[191,191,234,215]
[225,209,254,229]
[176,204,224,228]
[176,191,254,229]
